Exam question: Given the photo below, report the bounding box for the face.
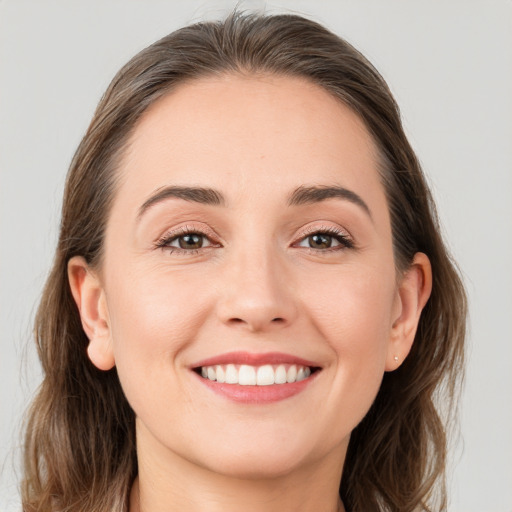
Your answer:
[79,74,413,479]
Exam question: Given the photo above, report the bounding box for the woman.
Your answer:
[22,11,466,512]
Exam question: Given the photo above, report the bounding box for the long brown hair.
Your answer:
[22,11,466,512]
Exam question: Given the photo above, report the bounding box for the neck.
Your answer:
[129,424,347,512]
[130,475,345,512]
[130,474,346,512]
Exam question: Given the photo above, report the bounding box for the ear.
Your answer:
[386,252,432,371]
[68,256,115,371]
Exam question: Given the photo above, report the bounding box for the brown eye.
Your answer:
[295,229,354,251]
[178,233,204,249]
[308,233,333,249]
[159,232,214,251]
[156,227,219,253]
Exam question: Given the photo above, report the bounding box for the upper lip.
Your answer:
[191,351,321,369]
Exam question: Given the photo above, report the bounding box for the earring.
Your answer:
[394,356,399,362]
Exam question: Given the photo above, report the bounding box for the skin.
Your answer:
[69,74,431,512]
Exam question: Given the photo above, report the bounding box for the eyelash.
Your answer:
[295,226,355,252]
[154,225,354,255]
[154,225,219,255]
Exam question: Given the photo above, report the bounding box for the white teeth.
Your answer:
[295,367,311,381]
[225,364,238,384]
[216,365,225,383]
[198,363,315,385]
[286,365,297,383]
[275,365,287,384]
[256,365,275,386]
[239,365,257,385]
[207,366,216,381]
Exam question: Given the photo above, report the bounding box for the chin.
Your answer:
[190,431,325,481]
[203,451,308,480]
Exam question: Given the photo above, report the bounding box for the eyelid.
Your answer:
[154,223,222,250]
[152,221,354,253]
[292,223,355,250]
[296,223,350,238]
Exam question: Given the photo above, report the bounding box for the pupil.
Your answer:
[310,234,332,249]
[179,234,202,249]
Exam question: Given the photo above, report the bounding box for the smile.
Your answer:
[191,352,321,403]
[198,364,313,385]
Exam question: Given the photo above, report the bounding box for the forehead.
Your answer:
[116,73,385,211]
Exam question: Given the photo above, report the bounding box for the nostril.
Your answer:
[223,314,290,331]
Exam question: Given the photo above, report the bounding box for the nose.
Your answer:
[215,244,298,333]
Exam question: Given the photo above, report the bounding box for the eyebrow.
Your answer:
[137,184,372,220]
[288,185,372,219]
[137,185,225,219]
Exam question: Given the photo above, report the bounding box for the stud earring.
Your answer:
[394,356,399,362]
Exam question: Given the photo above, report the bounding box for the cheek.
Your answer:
[109,264,210,342]
[305,262,396,348]
[105,267,212,403]
[302,264,397,425]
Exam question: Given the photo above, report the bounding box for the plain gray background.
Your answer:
[1,1,511,510]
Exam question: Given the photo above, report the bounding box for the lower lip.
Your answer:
[193,371,319,404]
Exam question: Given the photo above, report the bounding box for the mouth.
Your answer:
[194,363,320,385]
[190,352,322,403]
